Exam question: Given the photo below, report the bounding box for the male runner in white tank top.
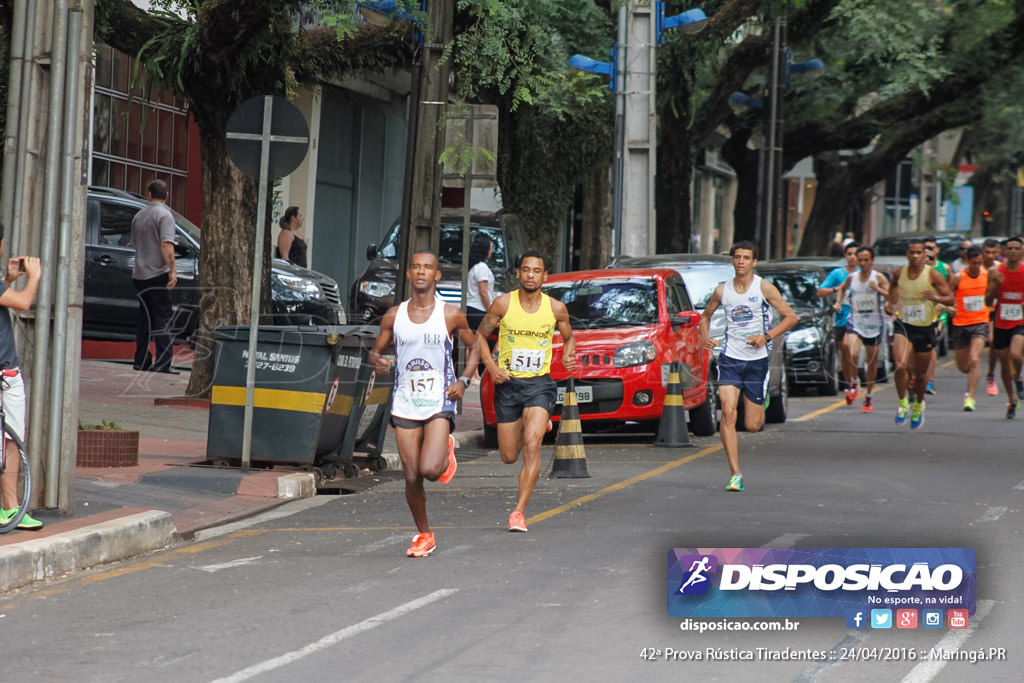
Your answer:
[700,241,797,492]
[370,250,481,558]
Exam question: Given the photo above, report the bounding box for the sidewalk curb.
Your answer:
[0,510,175,593]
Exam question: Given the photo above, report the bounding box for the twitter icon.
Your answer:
[871,609,892,629]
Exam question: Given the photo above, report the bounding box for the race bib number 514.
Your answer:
[510,348,545,372]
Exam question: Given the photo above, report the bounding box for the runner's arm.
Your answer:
[446,304,480,399]
[477,294,510,382]
[368,307,398,374]
[551,298,576,372]
[758,280,798,347]
[984,265,1002,308]
[833,273,854,312]
[884,269,901,315]
[699,284,724,350]
[872,272,890,297]
[924,268,955,306]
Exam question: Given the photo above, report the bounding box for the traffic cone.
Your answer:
[654,361,692,447]
[549,377,590,478]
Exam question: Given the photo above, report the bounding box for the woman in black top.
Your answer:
[276,206,308,268]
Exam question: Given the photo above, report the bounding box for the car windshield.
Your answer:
[171,208,201,243]
[378,222,507,271]
[543,278,659,329]
[761,272,820,310]
[679,266,734,309]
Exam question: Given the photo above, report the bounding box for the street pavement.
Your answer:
[0,357,1021,682]
[0,356,482,592]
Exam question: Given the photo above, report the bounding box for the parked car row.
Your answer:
[349,211,529,323]
[84,186,346,343]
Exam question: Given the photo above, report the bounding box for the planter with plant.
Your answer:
[77,420,140,467]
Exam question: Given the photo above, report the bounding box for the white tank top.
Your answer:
[848,270,884,338]
[391,298,457,420]
[722,275,771,361]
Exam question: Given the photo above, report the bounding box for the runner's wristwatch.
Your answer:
[459,376,472,385]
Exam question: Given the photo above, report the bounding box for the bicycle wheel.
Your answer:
[0,425,32,533]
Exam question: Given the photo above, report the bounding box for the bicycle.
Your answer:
[0,371,32,533]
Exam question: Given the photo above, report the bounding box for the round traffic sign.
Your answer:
[225,95,310,180]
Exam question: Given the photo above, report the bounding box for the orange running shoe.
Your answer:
[406,532,436,558]
[508,510,527,532]
[862,395,873,413]
[439,434,457,484]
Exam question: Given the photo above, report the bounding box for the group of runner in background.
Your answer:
[818,236,1024,429]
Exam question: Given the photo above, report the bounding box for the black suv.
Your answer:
[84,187,346,342]
[350,211,528,323]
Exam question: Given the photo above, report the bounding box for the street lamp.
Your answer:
[569,4,708,258]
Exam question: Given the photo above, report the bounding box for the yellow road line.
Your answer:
[527,444,722,526]
[794,385,889,422]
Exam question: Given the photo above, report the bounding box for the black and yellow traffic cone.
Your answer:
[549,377,590,478]
[654,361,692,447]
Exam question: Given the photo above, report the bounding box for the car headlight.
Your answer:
[613,340,658,368]
[785,327,820,351]
[358,280,396,298]
[274,272,324,301]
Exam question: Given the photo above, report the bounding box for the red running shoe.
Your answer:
[406,533,436,558]
[508,510,527,532]
[439,434,457,484]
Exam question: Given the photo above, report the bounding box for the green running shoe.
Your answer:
[894,397,910,425]
[963,396,976,412]
[2,507,43,530]
[910,401,925,430]
[725,473,744,492]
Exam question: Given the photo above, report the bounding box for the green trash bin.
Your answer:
[206,325,393,477]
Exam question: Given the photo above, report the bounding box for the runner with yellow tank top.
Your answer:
[885,239,955,430]
[477,250,576,533]
[949,245,989,411]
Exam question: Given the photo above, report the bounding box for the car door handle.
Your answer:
[94,255,115,266]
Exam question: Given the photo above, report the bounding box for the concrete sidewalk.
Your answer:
[0,357,484,593]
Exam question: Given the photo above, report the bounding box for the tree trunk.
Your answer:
[720,129,760,245]
[578,164,611,269]
[186,124,263,398]
[656,119,693,252]
[798,153,859,255]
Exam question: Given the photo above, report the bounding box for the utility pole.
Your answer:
[396,0,453,300]
[762,17,785,260]
[618,1,658,258]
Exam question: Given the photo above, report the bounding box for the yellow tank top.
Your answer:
[498,290,556,377]
[897,264,936,327]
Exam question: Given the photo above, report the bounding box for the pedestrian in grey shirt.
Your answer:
[130,179,178,374]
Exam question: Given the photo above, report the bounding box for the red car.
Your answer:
[480,268,717,445]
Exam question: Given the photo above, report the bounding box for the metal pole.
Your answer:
[1,0,29,231]
[44,3,82,507]
[10,0,38,259]
[611,6,627,256]
[240,96,274,472]
[29,0,69,483]
[763,17,783,260]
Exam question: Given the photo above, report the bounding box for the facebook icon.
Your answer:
[845,609,866,629]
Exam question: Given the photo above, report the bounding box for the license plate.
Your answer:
[557,385,592,404]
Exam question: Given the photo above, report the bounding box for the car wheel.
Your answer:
[483,423,498,449]
[688,373,718,437]
[766,364,788,423]
[819,346,839,396]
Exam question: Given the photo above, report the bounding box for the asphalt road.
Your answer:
[2,361,1021,683]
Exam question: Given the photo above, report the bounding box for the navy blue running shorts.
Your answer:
[716,353,770,405]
